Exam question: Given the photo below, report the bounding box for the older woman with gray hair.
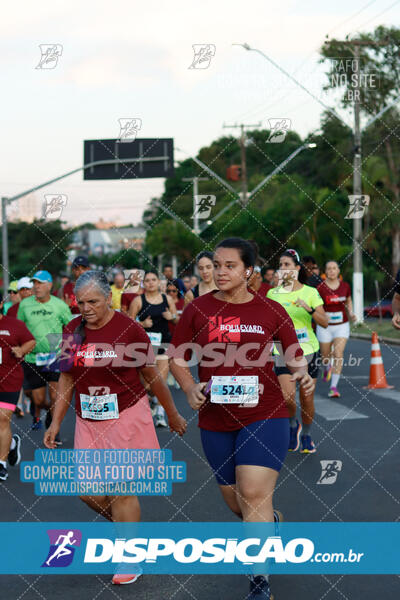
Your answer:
[44,270,186,586]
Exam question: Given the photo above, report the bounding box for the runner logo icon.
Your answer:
[42,529,82,567]
[317,460,343,485]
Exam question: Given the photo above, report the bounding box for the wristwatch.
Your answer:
[308,307,315,314]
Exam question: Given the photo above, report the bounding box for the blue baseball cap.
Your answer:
[31,270,53,283]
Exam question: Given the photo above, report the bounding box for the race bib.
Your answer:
[148,332,162,347]
[327,311,343,324]
[210,375,259,406]
[80,393,119,420]
[295,327,310,343]
[35,352,57,366]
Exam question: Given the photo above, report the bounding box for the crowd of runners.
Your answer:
[1,240,395,598]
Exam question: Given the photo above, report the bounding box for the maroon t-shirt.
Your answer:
[63,281,79,314]
[63,311,154,419]
[317,281,351,325]
[169,291,303,431]
[6,303,19,319]
[121,292,140,312]
[0,316,35,392]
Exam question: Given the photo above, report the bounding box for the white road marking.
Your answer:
[314,394,369,421]
[370,389,400,404]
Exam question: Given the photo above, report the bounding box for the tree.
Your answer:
[1,220,72,284]
[320,26,400,276]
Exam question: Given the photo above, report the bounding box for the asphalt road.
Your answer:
[1,338,400,599]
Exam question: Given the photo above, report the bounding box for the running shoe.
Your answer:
[14,406,24,418]
[31,417,42,431]
[328,387,340,398]
[288,420,302,452]
[112,573,142,585]
[322,367,332,383]
[273,509,283,537]
[249,575,273,599]
[112,565,142,585]
[300,435,316,454]
[45,410,52,429]
[149,398,157,417]
[154,414,168,428]
[8,434,21,467]
[0,464,8,481]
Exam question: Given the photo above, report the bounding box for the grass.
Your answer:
[351,318,400,340]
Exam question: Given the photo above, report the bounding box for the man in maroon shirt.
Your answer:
[0,293,36,481]
[63,256,90,314]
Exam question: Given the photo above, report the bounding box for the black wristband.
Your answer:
[308,307,315,315]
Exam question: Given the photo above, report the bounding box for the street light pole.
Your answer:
[182,176,208,235]
[1,197,9,292]
[352,43,363,323]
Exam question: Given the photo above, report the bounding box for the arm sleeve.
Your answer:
[311,288,324,309]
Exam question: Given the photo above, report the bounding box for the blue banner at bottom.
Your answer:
[0,523,398,574]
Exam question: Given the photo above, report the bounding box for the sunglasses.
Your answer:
[8,290,18,294]
[167,288,178,293]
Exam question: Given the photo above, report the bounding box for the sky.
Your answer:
[0,0,399,227]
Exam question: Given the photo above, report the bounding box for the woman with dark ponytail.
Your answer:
[169,237,313,600]
[267,249,329,454]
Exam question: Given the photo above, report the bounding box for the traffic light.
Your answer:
[226,165,242,181]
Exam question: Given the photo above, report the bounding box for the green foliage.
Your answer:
[1,219,72,282]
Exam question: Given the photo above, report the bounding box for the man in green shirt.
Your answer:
[18,271,72,436]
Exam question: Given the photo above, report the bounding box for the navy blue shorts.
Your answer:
[200,418,290,486]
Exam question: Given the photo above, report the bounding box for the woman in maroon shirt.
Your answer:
[0,293,35,481]
[169,238,314,600]
[44,271,186,586]
[317,261,356,398]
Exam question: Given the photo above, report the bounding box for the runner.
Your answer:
[169,238,314,600]
[44,270,186,585]
[110,271,125,310]
[163,264,186,296]
[392,267,400,330]
[120,269,143,314]
[182,276,192,293]
[166,279,184,334]
[63,256,90,315]
[130,270,178,427]
[267,249,328,454]
[184,251,218,305]
[263,267,275,287]
[0,293,35,481]
[302,255,322,288]
[6,277,33,319]
[17,270,72,434]
[248,266,271,298]
[317,261,356,397]
[3,281,20,315]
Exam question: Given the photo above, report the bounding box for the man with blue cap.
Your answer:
[17,271,72,438]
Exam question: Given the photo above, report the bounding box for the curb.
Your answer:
[351,333,400,346]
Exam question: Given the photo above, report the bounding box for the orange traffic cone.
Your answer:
[363,332,394,389]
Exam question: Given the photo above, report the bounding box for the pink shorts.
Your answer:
[74,394,160,450]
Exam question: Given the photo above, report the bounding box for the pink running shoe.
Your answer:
[112,573,141,585]
[328,386,340,398]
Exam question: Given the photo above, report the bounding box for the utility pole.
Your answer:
[223,122,261,206]
[329,38,389,322]
[182,176,208,234]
